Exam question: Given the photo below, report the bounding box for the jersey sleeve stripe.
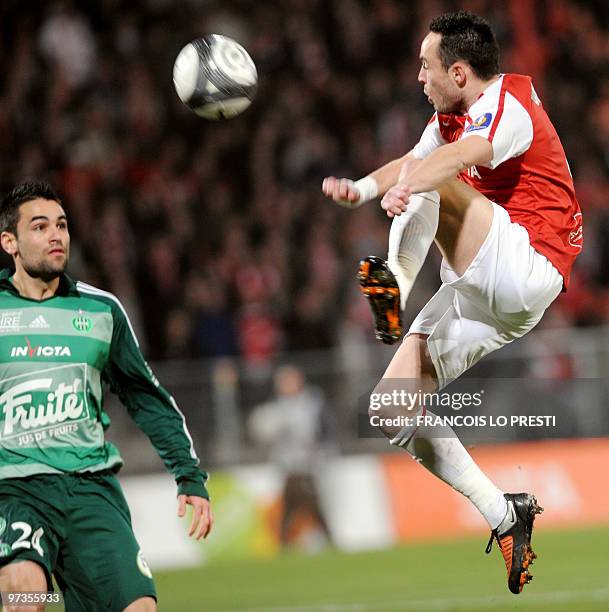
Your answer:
[76,281,140,347]
[170,396,199,462]
[488,83,507,142]
[77,281,200,463]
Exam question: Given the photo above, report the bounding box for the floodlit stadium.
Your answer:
[1,1,608,611]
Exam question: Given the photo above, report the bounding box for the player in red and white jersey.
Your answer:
[322,11,583,595]
[416,72,582,287]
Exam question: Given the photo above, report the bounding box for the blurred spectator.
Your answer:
[248,365,335,549]
[38,1,96,89]
[185,272,238,358]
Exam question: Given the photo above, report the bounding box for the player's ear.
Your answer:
[450,63,467,87]
[1,231,18,256]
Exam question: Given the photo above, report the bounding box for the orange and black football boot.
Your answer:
[485,493,543,594]
[356,256,402,345]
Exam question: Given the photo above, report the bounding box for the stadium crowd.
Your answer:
[1,0,608,363]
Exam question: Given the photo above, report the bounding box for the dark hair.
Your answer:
[429,11,499,80]
[0,181,62,235]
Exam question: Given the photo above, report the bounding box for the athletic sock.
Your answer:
[495,498,517,535]
[385,191,508,529]
[387,191,440,310]
[403,412,509,530]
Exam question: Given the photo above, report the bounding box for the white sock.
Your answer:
[387,191,440,310]
[496,499,517,535]
[404,412,508,529]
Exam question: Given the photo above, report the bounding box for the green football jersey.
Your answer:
[0,269,209,499]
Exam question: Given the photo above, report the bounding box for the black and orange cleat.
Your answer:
[485,493,543,594]
[356,256,402,345]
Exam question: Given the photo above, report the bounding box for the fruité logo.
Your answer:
[0,377,85,438]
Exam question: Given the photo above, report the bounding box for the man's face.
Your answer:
[418,32,462,114]
[9,199,70,281]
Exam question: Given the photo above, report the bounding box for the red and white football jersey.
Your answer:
[412,73,582,289]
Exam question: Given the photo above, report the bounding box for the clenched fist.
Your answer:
[321,177,362,208]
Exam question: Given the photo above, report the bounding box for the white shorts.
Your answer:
[408,202,563,390]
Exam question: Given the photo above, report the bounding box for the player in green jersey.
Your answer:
[0,182,213,611]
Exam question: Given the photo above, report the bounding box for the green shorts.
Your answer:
[0,471,156,611]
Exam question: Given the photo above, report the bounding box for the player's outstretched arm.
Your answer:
[102,295,211,505]
[406,136,492,193]
[381,136,493,216]
[322,151,417,209]
[177,495,214,540]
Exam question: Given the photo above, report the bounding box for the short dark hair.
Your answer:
[429,11,499,80]
[0,181,62,235]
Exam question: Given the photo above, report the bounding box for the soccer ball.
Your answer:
[172,34,258,120]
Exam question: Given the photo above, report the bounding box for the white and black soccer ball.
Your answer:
[173,34,258,120]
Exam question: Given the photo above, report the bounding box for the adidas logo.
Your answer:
[28,315,50,329]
